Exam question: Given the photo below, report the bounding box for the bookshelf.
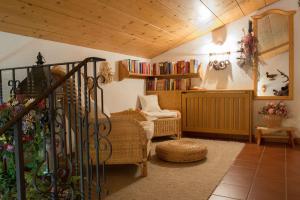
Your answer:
[118,59,201,91]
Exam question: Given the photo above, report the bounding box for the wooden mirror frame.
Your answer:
[252,9,296,100]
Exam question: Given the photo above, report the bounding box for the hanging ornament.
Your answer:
[237,20,258,67]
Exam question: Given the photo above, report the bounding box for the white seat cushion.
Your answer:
[139,121,154,140]
[142,109,178,119]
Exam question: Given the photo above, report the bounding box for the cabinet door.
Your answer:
[182,91,252,135]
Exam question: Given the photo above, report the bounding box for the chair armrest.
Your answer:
[111,109,148,121]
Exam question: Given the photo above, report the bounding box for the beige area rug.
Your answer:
[105,138,244,200]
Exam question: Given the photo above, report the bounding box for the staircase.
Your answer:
[0,54,112,200]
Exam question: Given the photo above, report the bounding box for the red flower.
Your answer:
[22,134,34,142]
[0,103,8,111]
[37,99,46,110]
[4,144,14,152]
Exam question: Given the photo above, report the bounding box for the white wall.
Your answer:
[152,0,300,137]
[0,32,147,113]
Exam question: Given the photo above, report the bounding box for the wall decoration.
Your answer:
[237,21,258,67]
[266,72,278,80]
[98,62,113,84]
[277,69,289,83]
[212,25,227,45]
[262,84,267,93]
[273,69,289,96]
[208,52,231,71]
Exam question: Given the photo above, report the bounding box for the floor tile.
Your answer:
[260,157,285,168]
[236,154,261,163]
[226,166,256,177]
[209,195,238,200]
[213,183,249,200]
[247,189,285,200]
[286,165,300,176]
[256,165,285,179]
[221,174,253,188]
[251,177,285,193]
[232,159,258,169]
[213,143,300,200]
[264,146,285,155]
[286,175,300,183]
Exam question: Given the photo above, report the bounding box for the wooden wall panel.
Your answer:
[146,90,182,112]
[182,91,252,138]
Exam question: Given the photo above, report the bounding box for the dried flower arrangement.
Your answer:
[237,20,258,67]
[258,101,288,118]
[98,62,113,85]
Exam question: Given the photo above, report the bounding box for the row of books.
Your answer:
[157,59,200,75]
[146,78,191,91]
[121,59,200,75]
[121,59,151,75]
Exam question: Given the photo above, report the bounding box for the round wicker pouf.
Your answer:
[155,139,207,163]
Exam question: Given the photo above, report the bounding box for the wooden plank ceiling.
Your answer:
[0,0,279,58]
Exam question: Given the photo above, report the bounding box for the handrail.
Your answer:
[0,57,105,135]
[0,60,82,71]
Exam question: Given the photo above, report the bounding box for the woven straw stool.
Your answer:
[155,139,207,163]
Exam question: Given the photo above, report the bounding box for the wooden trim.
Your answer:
[252,9,295,100]
[258,42,289,58]
[251,9,296,19]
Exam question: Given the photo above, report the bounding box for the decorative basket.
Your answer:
[261,115,282,128]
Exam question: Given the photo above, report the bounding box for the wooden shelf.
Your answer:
[150,73,199,79]
[118,61,200,81]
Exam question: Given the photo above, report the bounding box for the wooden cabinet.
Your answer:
[182,90,253,140]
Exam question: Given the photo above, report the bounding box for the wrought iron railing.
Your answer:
[0,55,112,199]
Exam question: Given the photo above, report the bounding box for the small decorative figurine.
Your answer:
[36,52,45,65]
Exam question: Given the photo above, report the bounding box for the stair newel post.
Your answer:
[14,119,26,200]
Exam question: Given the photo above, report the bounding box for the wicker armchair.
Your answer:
[51,67,151,176]
[152,110,181,138]
[89,110,151,177]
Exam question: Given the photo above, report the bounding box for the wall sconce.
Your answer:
[212,25,227,45]
[262,84,267,93]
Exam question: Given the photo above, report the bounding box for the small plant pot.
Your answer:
[261,115,282,128]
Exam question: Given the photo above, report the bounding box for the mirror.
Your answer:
[252,9,295,100]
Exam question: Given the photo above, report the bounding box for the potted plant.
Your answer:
[258,101,288,128]
[0,97,79,199]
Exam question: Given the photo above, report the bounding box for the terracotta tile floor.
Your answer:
[209,143,300,200]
